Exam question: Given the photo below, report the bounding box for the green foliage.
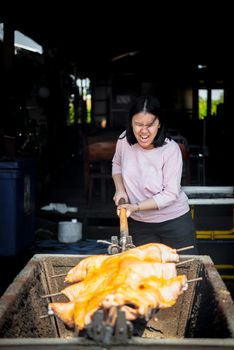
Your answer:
[211,93,224,116]
[199,90,224,119]
[199,96,207,120]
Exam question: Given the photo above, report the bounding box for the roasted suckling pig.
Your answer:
[48,243,187,332]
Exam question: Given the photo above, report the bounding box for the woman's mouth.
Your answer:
[139,135,150,143]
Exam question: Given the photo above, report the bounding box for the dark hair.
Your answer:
[122,95,169,147]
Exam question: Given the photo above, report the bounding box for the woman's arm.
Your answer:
[153,142,183,209]
[112,173,128,205]
[118,197,158,217]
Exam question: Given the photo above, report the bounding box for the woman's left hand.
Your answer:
[117,203,138,217]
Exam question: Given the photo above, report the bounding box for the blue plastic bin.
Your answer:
[0,160,36,256]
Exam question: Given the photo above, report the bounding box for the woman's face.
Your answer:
[132,112,161,149]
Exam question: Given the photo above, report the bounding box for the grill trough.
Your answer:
[0,253,234,349]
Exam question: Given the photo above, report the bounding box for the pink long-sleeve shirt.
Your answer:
[112,133,189,223]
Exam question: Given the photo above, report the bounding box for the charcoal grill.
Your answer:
[0,254,234,349]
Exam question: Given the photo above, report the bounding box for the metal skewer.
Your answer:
[40,309,55,319]
[39,314,51,319]
[176,245,194,252]
[97,240,112,245]
[41,275,203,299]
[50,256,196,280]
[187,277,203,283]
[176,258,195,266]
[41,292,63,298]
[51,273,67,278]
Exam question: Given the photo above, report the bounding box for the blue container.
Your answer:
[0,160,36,256]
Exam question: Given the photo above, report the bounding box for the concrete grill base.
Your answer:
[0,254,234,349]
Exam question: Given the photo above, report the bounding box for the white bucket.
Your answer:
[58,219,82,243]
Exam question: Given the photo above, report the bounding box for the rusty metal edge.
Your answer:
[0,337,234,349]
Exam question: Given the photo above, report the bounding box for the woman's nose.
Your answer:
[140,125,149,131]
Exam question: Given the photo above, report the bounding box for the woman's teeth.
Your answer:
[140,136,148,141]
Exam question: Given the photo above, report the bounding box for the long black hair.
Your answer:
[122,95,169,147]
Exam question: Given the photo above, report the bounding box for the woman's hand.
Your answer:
[117,203,138,217]
[113,191,128,206]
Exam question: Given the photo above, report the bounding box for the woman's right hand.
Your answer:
[113,191,128,206]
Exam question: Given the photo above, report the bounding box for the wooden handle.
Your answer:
[118,198,129,235]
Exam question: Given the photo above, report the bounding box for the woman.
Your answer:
[112,95,198,254]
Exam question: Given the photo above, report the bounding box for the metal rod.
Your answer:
[187,277,203,283]
[97,240,112,245]
[176,258,195,266]
[41,292,63,298]
[51,273,67,278]
[39,314,51,319]
[176,245,194,252]
[40,310,54,319]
